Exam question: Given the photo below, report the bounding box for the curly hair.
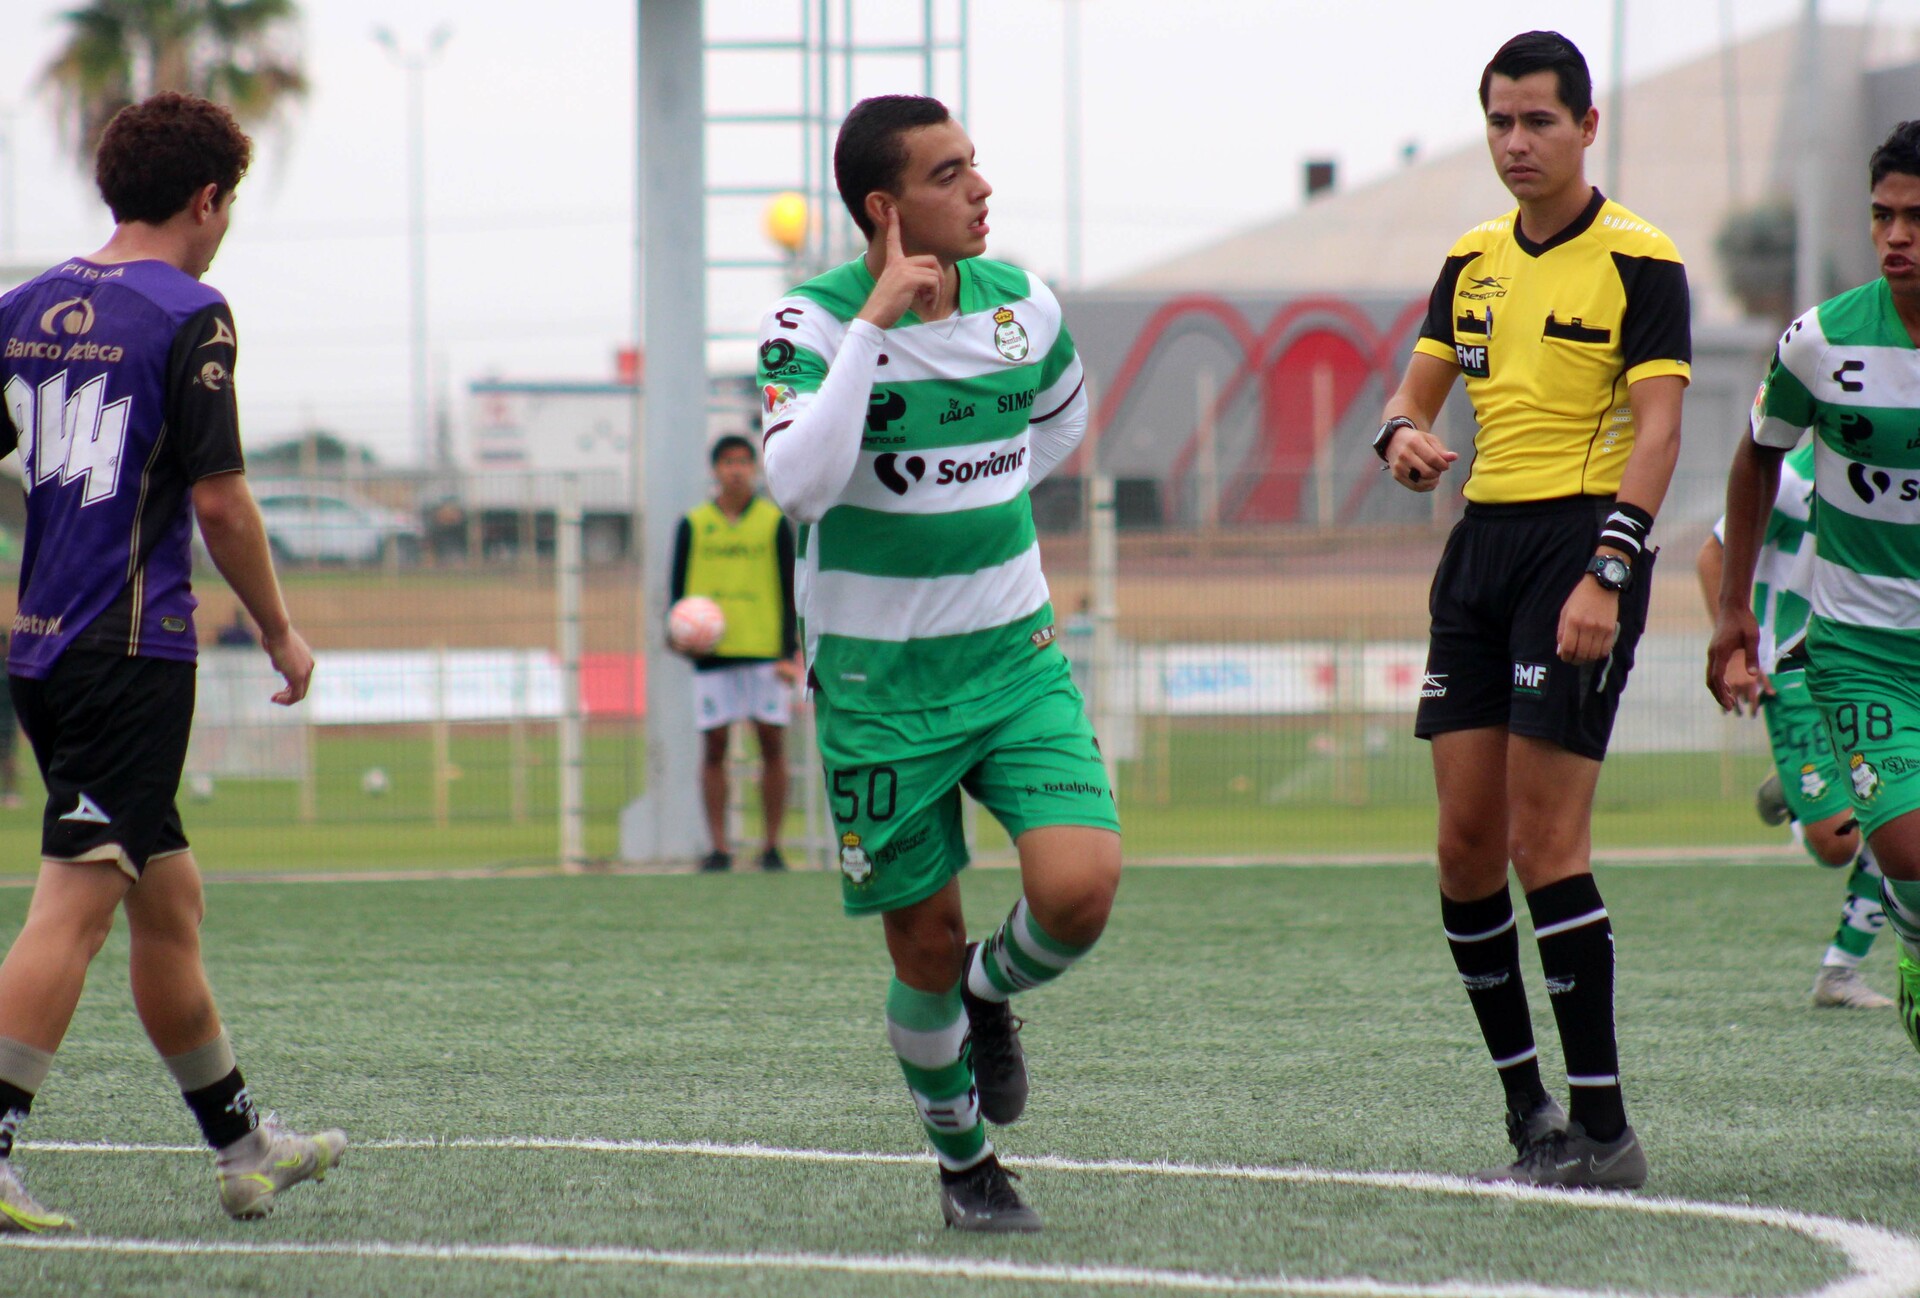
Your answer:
[95,92,252,225]
[1871,120,1920,188]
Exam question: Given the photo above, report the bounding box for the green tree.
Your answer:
[41,0,307,165]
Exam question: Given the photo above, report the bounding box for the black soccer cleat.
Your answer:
[962,943,1029,1125]
[1474,1119,1648,1190]
[758,847,788,873]
[939,1155,1042,1233]
[698,851,732,873]
[1474,1095,1567,1181]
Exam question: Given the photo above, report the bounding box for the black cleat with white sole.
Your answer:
[939,1155,1042,1232]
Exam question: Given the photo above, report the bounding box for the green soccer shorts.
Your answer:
[813,653,1120,916]
[1761,660,1852,826]
[1806,625,1920,838]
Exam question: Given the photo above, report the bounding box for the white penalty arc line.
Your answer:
[16,1137,1920,1298]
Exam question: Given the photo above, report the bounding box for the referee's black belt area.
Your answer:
[1462,494,1616,521]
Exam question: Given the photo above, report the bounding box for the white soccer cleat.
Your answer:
[1812,966,1893,1009]
[216,1117,347,1220]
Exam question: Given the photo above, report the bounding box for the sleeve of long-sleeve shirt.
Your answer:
[669,516,692,603]
[757,297,883,524]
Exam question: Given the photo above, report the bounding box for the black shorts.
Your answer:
[1414,496,1654,762]
[11,652,194,877]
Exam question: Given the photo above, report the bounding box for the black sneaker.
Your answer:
[758,847,788,872]
[1473,1095,1566,1181]
[961,943,1028,1125]
[1476,1119,1648,1190]
[938,1155,1041,1232]
[698,851,732,873]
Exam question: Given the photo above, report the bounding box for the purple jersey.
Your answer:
[0,259,244,678]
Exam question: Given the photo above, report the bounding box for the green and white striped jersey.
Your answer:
[756,256,1084,712]
[1715,441,1815,672]
[1752,279,1920,652]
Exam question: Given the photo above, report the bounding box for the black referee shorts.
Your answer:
[11,651,195,877]
[1414,496,1654,762]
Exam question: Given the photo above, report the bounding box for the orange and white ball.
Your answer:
[668,596,726,655]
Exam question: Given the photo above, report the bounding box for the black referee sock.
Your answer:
[1440,886,1549,1115]
[0,1080,31,1160]
[1527,874,1627,1143]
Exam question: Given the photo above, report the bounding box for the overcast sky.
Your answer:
[0,0,1904,464]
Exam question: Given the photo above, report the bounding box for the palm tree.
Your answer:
[41,0,307,165]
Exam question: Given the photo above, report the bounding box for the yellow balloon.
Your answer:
[764,191,809,253]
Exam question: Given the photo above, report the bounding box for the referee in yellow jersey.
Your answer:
[1374,30,1688,1190]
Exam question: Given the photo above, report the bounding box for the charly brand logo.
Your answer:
[39,297,95,336]
[874,452,925,496]
[991,306,1029,362]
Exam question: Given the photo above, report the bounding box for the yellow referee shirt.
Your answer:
[1412,189,1691,504]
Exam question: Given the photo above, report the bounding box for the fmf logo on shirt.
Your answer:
[1513,662,1548,692]
[1455,343,1489,377]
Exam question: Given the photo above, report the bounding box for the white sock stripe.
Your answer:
[1566,1074,1619,1087]
[1491,1047,1538,1069]
[1442,914,1516,943]
[1533,908,1609,939]
[908,1085,980,1134]
[1008,918,1076,972]
[886,1018,969,1071]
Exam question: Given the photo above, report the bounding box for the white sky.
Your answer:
[0,0,1904,464]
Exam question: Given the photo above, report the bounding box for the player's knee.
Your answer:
[1805,823,1859,868]
[1028,849,1120,947]
[30,902,117,962]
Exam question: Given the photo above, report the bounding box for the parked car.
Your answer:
[252,485,423,565]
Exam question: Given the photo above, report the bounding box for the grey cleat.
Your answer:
[1756,772,1791,827]
[216,1118,347,1220]
[939,1155,1042,1233]
[961,943,1028,1125]
[0,1160,75,1233]
[1813,965,1894,1009]
[1473,1095,1568,1180]
[1475,1120,1647,1190]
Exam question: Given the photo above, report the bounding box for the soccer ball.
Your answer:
[186,772,215,802]
[669,596,726,655]
[361,767,391,797]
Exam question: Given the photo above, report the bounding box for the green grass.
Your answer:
[0,863,1914,1295]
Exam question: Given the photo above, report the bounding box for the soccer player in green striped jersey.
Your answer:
[1711,120,1920,1052]
[757,95,1120,1233]
[1699,442,1891,1008]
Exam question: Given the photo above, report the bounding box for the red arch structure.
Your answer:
[1079,294,1429,524]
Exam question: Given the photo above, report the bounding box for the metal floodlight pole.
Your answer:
[1605,0,1625,198]
[619,0,706,865]
[1794,0,1825,313]
[1063,0,1083,288]
[375,25,452,469]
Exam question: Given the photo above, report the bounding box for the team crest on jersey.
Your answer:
[1799,763,1828,802]
[1850,753,1882,802]
[839,832,872,884]
[991,307,1029,362]
[197,360,228,391]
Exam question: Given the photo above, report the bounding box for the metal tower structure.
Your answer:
[703,0,970,362]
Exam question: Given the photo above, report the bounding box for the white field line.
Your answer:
[16,1137,1920,1298]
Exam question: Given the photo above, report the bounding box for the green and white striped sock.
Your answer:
[967,897,1095,1003]
[885,977,988,1171]
[1878,875,1920,963]
[1825,847,1887,968]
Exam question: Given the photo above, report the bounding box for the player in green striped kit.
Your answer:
[1699,441,1891,1008]
[1711,120,1920,1049]
[757,95,1120,1232]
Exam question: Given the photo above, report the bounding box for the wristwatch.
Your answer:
[1372,416,1416,460]
[1586,553,1632,592]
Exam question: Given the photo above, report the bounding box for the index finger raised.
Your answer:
[884,206,903,260]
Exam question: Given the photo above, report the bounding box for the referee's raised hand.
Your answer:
[1385,425,1458,493]
[857,208,944,330]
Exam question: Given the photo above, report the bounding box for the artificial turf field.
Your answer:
[3,861,1919,1296]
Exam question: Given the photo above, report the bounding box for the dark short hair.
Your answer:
[711,434,756,465]
[95,92,251,225]
[834,95,951,239]
[1479,31,1593,119]
[1871,120,1920,188]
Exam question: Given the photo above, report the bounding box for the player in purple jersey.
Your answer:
[0,94,343,1232]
